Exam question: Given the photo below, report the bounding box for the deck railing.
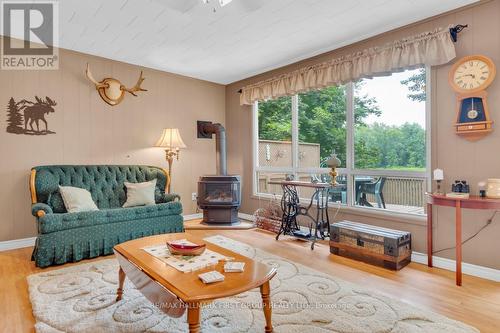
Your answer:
[363,177,425,208]
[257,173,426,212]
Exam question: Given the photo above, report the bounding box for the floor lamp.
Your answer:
[155,128,186,193]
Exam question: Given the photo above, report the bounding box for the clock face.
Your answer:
[450,55,496,93]
[453,59,491,90]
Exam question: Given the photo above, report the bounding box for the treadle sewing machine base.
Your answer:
[268,180,332,250]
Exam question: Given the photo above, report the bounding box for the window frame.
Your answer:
[252,66,432,218]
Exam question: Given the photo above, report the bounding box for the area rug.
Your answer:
[27,235,478,333]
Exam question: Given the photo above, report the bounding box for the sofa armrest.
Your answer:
[31,203,53,217]
[158,193,180,203]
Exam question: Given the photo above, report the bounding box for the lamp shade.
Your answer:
[433,168,444,181]
[155,128,186,149]
[325,153,341,168]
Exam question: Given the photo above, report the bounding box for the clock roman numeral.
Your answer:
[480,76,487,81]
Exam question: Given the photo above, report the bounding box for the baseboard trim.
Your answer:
[237,212,255,222]
[0,237,36,252]
[411,251,500,282]
[183,213,203,221]
[183,212,255,222]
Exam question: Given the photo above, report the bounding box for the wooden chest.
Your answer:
[329,221,411,270]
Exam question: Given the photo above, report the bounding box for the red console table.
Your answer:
[426,193,500,286]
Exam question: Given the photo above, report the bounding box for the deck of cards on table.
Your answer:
[198,271,225,284]
[224,262,245,272]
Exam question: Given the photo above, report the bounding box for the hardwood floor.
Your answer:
[1,228,499,332]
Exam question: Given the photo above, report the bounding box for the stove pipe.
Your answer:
[197,121,227,175]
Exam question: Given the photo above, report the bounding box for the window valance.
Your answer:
[240,26,456,105]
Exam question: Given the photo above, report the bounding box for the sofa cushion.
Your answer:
[59,186,99,213]
[123,179,157,208]
[38,201,182,234]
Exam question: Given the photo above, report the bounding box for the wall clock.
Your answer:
[449,55,496,141]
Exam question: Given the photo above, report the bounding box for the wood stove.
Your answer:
[197,121,241,225]
[198,175,241,224]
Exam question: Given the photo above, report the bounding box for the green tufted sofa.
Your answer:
[30,165,184,267]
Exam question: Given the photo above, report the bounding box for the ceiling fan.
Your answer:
[202,0,266,13]
[153,0,264,14]
[202,0,234,7]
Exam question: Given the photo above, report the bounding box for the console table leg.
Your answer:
[260,281,273,333]
[427,203,433,267]
[187,303,201,333]
[456,201,462,286]
[116,267,125,301]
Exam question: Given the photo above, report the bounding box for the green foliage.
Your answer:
[354,137,381,168]
[258,96,292,141]
[400,68,426,102]
[355,122,426,169]
[298,86,349,164]
[259,84,383,166]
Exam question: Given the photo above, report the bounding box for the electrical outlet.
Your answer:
[191,192,198,201]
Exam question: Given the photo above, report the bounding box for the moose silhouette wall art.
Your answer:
[6,96,57,135]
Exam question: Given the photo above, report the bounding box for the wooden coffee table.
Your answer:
[113,233,277,333]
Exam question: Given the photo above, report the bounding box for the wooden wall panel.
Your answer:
[225,0,500,269]
[0,42,225,241]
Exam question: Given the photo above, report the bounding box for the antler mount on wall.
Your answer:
[85,63,147,106]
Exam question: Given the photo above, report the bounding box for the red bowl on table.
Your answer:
[166,242,206,256]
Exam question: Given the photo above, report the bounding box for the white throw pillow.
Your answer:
[123,179,157,208]
[59,186,99,213]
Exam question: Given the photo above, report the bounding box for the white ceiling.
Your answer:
[12,0,480,84]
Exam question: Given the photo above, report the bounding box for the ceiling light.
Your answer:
[201,0,234,9]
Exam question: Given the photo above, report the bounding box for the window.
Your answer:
[298,86,347,168]
[253,67,429,216]
[258,96,292,168]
